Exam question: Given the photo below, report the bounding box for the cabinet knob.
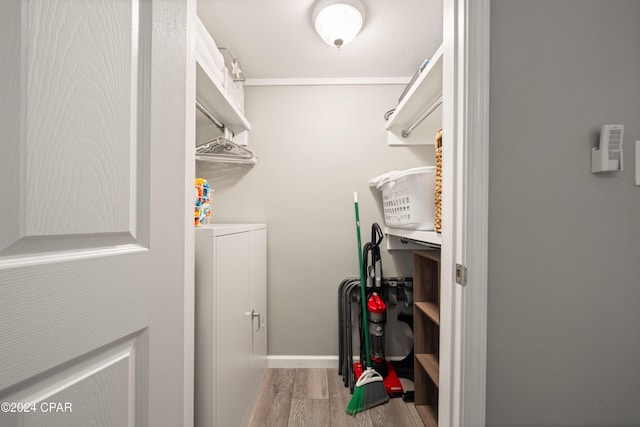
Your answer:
[251,309,261,332]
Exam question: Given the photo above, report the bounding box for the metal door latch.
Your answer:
[456,264,467,286]
[251,309,261,332]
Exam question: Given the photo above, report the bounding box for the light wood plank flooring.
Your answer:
[247,368,424,427]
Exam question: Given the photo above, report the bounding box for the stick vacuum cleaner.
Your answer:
[353,223,403,397]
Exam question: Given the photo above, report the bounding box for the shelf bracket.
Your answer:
[456,264,467,286]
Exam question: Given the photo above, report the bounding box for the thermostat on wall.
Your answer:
[592,124,624,173]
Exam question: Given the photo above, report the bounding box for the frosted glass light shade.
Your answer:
[313,1,365,48]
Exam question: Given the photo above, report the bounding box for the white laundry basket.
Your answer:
[376,166,436,230]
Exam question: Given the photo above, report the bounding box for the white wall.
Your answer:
[488,1,640,425]
[197,84,432,356]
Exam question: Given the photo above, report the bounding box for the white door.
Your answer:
[0,1,194,426]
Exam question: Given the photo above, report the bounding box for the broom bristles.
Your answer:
[363,380,390,410]
[346,385,364,415]
[346,367,389,415]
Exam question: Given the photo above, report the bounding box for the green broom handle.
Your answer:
[354,192,372,368]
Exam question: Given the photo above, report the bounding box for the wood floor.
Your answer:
[247,369,425,427]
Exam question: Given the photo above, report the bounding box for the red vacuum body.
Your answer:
[353,292,403,397]
[367,293,387,368]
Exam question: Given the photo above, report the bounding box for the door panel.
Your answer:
[0,0,23,251]
[1,0,147,255]
[0,1,155,426]
[215,232,251,427]
[21,0,136,238]
[0,335,143,427]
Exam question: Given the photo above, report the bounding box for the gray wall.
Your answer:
[488,1,640,426]
[197,84,430,356]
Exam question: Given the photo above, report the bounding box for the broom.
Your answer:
[346,192,390,415]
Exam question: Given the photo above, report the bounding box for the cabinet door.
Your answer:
[249,229,268,386]
[215,232,251,427]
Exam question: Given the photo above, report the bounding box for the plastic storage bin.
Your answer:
[376,166,436,230]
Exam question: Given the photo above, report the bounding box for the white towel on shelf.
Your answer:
[195,15,225,72]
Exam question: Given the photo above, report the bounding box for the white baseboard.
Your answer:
[267,355,338,369]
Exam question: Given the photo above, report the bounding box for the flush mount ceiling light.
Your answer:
[312,0,366,49]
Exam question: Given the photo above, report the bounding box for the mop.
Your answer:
[346,192,390,415]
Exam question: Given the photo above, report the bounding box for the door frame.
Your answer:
[460,0,490,425]
[174,0,492,424]
[149,0,196,426]
[441,0,490,425]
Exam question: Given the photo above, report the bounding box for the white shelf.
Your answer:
[385,227,441,250]
[195,18,250,137]
[196,63,250,136]
[386,44,443,146]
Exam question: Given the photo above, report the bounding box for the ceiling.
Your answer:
[197,0,443,80]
